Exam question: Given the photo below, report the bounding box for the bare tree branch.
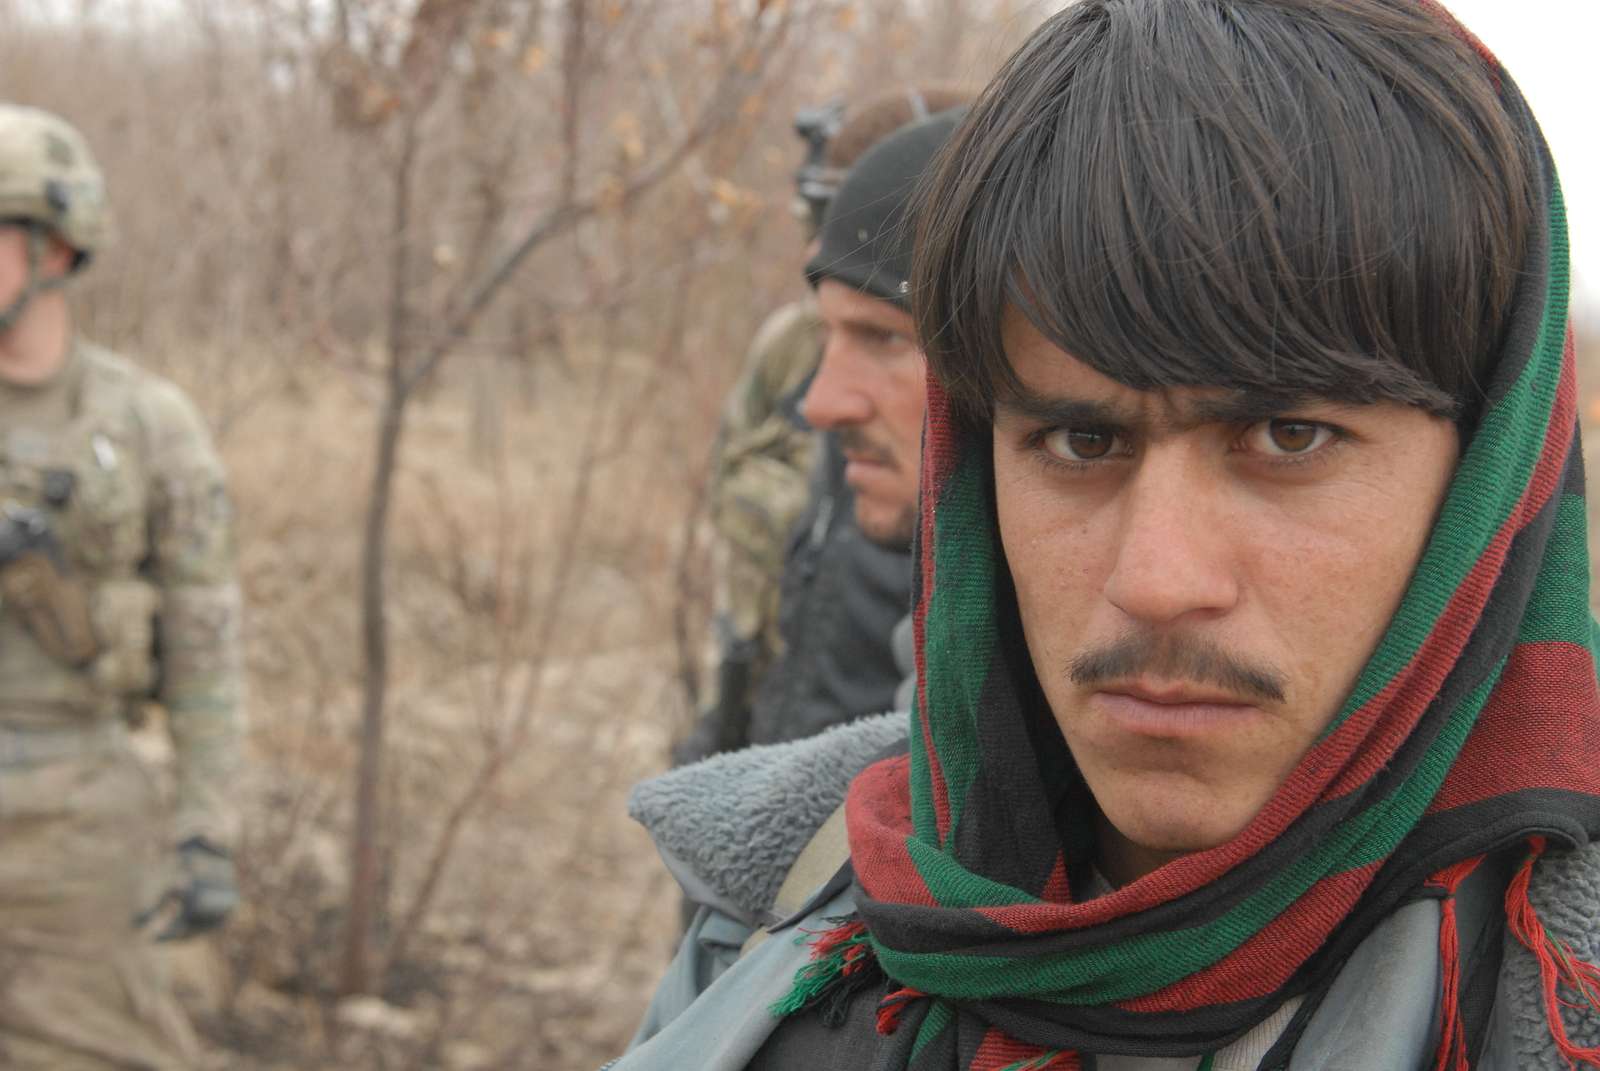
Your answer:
[399,22,785,395]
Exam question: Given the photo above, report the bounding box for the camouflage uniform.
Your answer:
[0,105,241,1070]
[677,299,822,763]
[709,298,823,650]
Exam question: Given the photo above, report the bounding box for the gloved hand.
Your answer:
[135,836,240,941]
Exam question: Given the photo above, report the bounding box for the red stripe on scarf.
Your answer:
[1428,855,1487,1071]
[971,1032,1081,1071]
[1116,863,1381,1011]
[1041,852,1071,904]
[1429,642,1600,813]
[849,755,940,907]
[918,373,964,843]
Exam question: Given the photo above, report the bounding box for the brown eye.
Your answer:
[1247,419,1335,458]
[1267,421,1322,453]
[1043,428,1119,462]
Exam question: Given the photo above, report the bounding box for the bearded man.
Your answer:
[612,1,1600,1068]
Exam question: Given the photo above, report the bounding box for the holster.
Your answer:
[0,551,101,666]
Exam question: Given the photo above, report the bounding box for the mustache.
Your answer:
[835,427,897,468]
[1068,630,1288,704]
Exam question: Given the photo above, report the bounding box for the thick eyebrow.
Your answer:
[1183,392,1320,427]
[837,316,903,335]
[993,382,1319,434]
[826,311,915,340]
[993,390,1143,431]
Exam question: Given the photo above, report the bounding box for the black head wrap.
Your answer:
[805,109,963,309]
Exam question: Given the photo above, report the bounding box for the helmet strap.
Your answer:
[0,224,68,335]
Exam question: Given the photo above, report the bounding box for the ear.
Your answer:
[40,233,78,278]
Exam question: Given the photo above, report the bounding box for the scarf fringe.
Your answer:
[770,921,1083,1071]
[877,986,926,1035]
[770,919,886,1026]
[992,1043,1081,1069]
[778,837,1600,1067]
[993,1048,1080,1071]
[1504,837,1600,1070]
[1429,854,1487,1071]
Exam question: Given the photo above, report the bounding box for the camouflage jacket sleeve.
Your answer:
[709,300,824,566]
[139,378,243,850]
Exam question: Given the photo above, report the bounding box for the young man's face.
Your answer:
[992,312,1460,884]
[803,278,927,548]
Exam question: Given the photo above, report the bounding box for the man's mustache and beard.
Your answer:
[1069,630,1288,705]
[835,426,917,550]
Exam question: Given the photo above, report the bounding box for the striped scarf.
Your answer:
[775,19,1600,1071]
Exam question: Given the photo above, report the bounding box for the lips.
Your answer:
[1092,680,1264,738]
[843,453,897,494]
[1100,680,1256,706]
[842,449,894,469]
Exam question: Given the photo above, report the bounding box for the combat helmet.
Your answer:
[0,105,107,329]
[0,104,109,261]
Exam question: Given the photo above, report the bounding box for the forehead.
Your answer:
[815,278,912,329]
[997,306,1315,430]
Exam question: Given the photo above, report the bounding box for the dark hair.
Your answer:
[912,0,1532,425]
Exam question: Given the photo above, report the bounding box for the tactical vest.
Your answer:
[748,433,913,746]
[0,342,160,725]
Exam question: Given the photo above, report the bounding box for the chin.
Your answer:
[854,501,916,550]
[1103,784,1259,856]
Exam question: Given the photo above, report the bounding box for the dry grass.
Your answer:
[148,346,704,1070]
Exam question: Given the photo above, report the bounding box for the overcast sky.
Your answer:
[1442,0,1599,326]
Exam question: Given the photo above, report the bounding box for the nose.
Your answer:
[1101,447,1240,626]
[801,335,873,431]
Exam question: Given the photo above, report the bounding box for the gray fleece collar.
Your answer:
[629,713,904,926]
[630,710,1600,1067]
[1489,840,1600,1065]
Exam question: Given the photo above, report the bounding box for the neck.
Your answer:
[1093,810,1185,888]
[0,292,72,386]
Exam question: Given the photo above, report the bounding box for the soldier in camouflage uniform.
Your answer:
[675,104,838,764]
[694,290,826,758]
[678,86,972,765]
[0,104,242,1069]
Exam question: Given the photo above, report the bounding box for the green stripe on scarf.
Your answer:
[1331,185,1571,732]
[1518,493,1590,644]
[920,448,997,843]
[910,1000,955,1061]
